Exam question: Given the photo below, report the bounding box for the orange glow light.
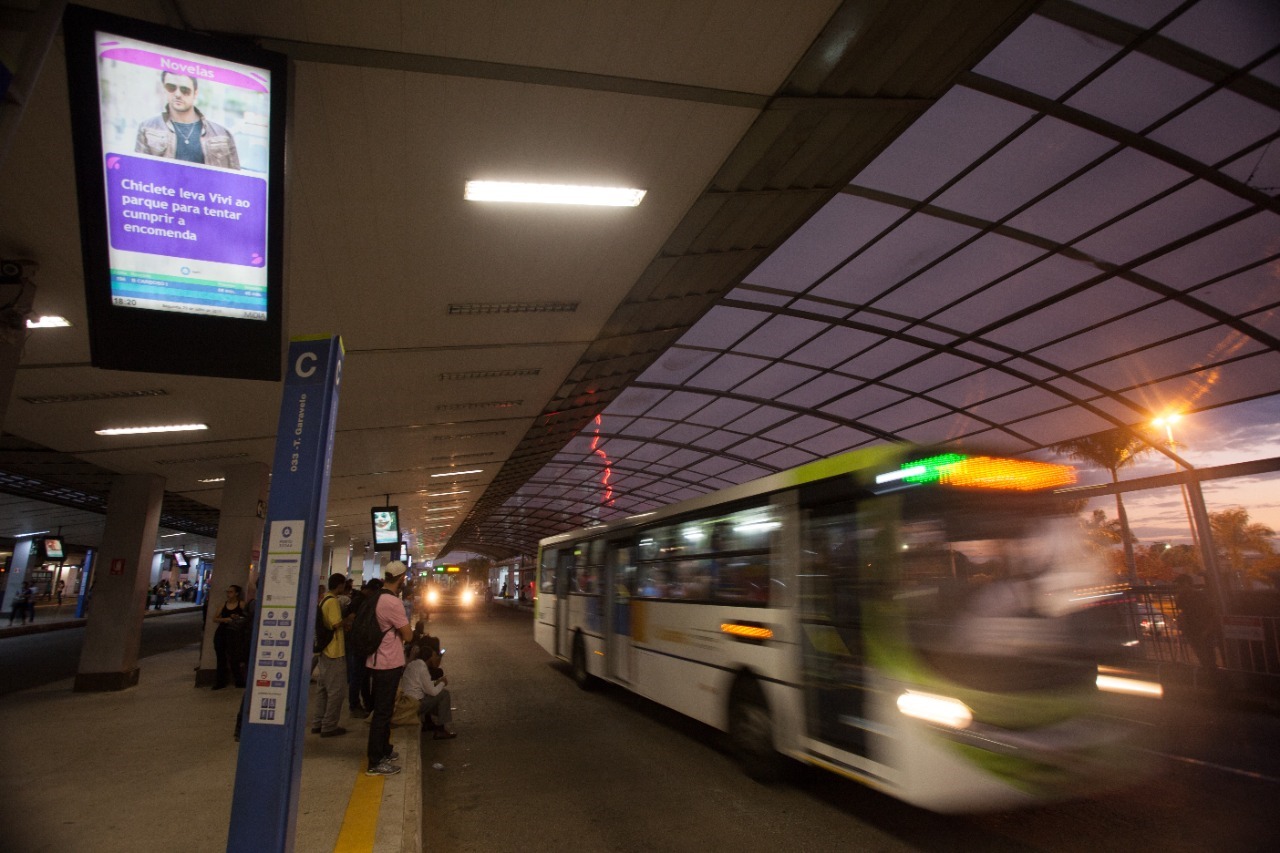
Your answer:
[939,456,1076,491]
[720,622,774,641]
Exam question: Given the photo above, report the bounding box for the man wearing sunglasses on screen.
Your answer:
[135,70,240,170]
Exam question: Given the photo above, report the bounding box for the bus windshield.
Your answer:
[892,491,1123,692]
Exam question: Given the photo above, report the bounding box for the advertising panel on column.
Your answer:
[63,5,288,381]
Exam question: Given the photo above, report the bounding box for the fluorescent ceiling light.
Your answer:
[197,477,225,483]
[96,424,208,436]
[160,533,184,538]
[26,315,71,328]
[426,505,461,513]
[431,470,482,478]
[14,530,51,538]
[421,490,469,497]
[464,180,645,207]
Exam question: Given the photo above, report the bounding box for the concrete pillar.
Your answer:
[0,539,35,610]
[196,462,269,687]
[74,473,165,692]
[350,538,369,584]
[330,530,351,577]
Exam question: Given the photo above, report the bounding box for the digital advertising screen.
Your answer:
[172,550,188,567]
[64,5,287,380]
[371,507,401,551]
[42,537,66,561]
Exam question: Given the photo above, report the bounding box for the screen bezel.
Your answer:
[370,506,401,552]
[63,4,288,381]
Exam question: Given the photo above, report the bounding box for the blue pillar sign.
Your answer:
[228,336,343,853]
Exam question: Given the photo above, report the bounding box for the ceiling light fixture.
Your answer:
[431,469,482,478]
[464,180,645,207]
[96,424,208,436]
[197,477,225,483]
[26,315,71,328]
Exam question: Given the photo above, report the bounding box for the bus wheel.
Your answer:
[729,680,781,782]
[571,632,594,690]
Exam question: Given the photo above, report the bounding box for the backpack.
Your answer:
[347,590,390,658]
[314,594,336,654]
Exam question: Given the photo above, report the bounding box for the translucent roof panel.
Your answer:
[498,1,1280,547]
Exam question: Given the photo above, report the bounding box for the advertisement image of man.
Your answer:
[135,70,240,169]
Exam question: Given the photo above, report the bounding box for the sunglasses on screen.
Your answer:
[163,83,194,96]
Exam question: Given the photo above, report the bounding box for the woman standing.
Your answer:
[212,584,249,689]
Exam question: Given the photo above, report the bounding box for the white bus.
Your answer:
[534,445,1159,812]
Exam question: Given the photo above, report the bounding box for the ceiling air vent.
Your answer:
[435,400,522,412]
[21,388,168,404]
[156,452,251,466]
[447,302,577,315]
[430,431,506,441]
[439,368,541,381]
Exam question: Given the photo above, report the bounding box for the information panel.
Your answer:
[247,520,304,724]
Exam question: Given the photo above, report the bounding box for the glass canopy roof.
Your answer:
[474,0,1280,554]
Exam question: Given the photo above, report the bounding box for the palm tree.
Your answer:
[1051,427,1166,585]
[1209,507,1276,584]
[1080,508,1123,549]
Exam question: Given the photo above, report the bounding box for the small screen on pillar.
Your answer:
[43,538,66,561]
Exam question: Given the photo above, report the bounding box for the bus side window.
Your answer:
[715,553,770,605]
[539,548,560,594]
[637,563,668,599]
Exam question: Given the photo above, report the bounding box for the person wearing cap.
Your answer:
[366,561,415,776]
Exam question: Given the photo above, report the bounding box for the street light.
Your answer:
[1152,413,1199,553]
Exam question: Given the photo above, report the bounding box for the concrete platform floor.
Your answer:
[0,640,420,853]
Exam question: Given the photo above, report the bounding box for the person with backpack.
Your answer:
[346,578,376,718]
[311,573,353,738]
[353,562,414,776]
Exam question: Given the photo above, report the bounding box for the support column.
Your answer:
[196,462,269,687]
[351,538,369,584]
[75,473,164,692]
[330,530,351,577]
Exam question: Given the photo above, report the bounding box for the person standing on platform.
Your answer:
[55,578,65,607]
[346,579,375,718]
[8,581,33,625]
[365,563,413,776]
[1175,574,1222,688]
[212,584,250,689]
[311,573,352,738]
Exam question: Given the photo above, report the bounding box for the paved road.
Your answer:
[423,606,1280,852]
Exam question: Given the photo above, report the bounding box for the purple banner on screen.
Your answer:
[99,47,269,92]
[105,154,267,267]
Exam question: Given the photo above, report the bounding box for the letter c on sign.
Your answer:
[295,352,317,378]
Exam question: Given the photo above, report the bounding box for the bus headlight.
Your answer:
[461,588,475,605]
[896,690,973,729]
[426,588,440,605]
